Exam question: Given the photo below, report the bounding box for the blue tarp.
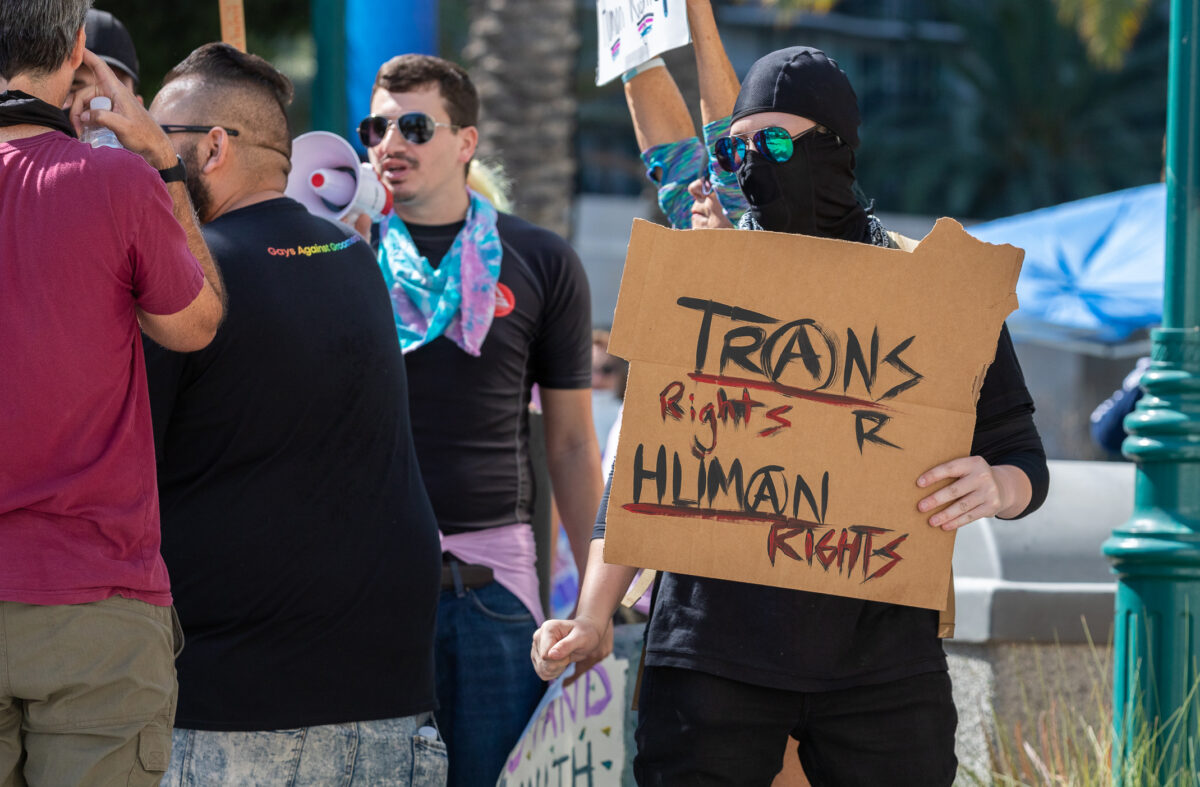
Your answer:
[967,183,1165,344]
[344,0,438,152]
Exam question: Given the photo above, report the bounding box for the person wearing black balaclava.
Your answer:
[532,46,1049,786]
[729,46,879,242]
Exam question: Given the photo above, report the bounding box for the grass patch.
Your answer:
[967,625,1200,786]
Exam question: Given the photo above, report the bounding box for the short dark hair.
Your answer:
[0,0,91,80]
[373,54,478,128]
[162,43,294,160]
[164,42,293,113]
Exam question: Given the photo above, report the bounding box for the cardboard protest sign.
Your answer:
[595,0,691,86]
[605,219,1022,610]
[497,656,629,786]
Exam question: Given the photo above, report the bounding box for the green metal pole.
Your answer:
[1104,0,1200,781]
[310,0,347,135]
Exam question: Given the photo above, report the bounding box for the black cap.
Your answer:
[84,10,139,88]
[731,46,860,150]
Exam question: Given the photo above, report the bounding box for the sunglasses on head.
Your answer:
[713,125,817,173]
[357,112,460,147]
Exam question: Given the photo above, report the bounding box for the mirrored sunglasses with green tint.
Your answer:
[714,125,816,173]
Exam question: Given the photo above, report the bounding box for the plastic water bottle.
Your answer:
[82,96,121,149]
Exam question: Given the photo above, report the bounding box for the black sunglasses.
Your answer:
[713,125,817,173]
[357,112,460,147]
[160,124,240,136]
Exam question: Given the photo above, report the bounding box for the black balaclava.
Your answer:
[731,47,868,241]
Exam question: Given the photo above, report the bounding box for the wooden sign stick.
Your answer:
[219,0,247,52]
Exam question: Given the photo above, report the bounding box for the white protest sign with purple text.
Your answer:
[496,656,629,786]
[595,0,691,86]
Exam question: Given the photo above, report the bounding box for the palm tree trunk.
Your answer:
[464,0,580,238]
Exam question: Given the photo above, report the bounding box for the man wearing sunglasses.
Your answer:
[534,46,1049,785]
[363,54,602,787]
[142,44,444,785]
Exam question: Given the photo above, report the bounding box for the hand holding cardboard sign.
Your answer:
[917,456,1033,530]
[604,219,1024,610]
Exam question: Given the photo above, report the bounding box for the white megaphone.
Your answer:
[285,131,392,223]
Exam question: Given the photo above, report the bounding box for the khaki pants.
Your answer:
[0,597,181,787]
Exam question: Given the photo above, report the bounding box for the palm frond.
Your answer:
[1056,0,1154,69]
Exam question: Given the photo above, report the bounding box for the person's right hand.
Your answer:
[531,616,610,681]
[68,49,176,170]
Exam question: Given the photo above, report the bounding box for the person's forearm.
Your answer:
[133,140,224,309]
[688,0,739,125]
[547,442,605,582]
[164,181,225,307]
[624,66,695,151]
[575,539,638,625]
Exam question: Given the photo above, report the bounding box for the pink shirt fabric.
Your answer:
[0,132,203,607]
[441,524,545,623]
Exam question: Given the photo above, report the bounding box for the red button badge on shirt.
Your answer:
[494,283,516,317]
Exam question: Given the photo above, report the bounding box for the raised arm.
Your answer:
[136,179,225,352]
[71,49,224,351]
[620,2,746,229]
[687,0,748,226]
[688,0,740,125]
[623,62,695,152]
[621,55,706,230]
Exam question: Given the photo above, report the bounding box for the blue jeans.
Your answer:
[162,712,446,786]
[436,581,545,787]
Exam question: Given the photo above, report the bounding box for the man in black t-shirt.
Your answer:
[144,44,444,785]
[362,55,604,787]
[533,47,1049,786]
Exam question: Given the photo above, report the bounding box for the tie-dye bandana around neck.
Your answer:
[379,189,503,356]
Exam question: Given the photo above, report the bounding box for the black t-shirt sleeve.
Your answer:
[528,231,592,390]
[971,323,1048,518]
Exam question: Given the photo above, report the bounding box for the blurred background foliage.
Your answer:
[855,0,1168,219]
[768,0,1156,69]
[95,0,309,94]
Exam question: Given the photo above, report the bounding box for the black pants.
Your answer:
[633,666,957,787]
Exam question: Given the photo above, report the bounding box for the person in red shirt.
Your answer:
[0,2,223,783]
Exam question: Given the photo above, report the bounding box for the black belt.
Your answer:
[441,558,494,591]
